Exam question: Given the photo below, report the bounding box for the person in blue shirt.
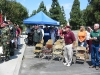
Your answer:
[43,26,50,45]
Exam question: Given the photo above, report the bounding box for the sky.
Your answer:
[16,0,88,20]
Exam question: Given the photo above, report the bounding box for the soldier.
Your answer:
[1,21,11,61]
[9,23,16,56]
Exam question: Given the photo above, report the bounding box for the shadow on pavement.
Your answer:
[10,44,23,60]
[86,61,91,66]
[0,44,23,63]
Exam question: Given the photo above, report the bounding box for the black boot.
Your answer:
[5,58,9,61]
[10,52,14,56]
[5,56,10,61]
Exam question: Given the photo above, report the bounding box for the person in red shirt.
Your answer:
[63,26,76,66]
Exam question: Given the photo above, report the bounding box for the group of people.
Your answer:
[63,24,100,70]
[0,20,21,61]
[26,25,62,46]
[20,23,100,70]
[26,24,100,70]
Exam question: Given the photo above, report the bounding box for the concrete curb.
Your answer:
[13,36,26,75]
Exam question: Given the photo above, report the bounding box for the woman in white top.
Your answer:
[50,27,56,44]
[86,26,93,54]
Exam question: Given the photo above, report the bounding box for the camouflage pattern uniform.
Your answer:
[9,25,16,56]
[1,26,10,61]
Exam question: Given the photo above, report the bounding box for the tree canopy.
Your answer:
[30,1,49,17]
[83,0,100,26]
[49,0,67,26]
[69,0,81,29]
[0,0,28,24]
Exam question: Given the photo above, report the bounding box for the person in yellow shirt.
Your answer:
[78,26,87,47]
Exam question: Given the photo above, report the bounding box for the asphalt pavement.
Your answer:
[19,31,100,75]
[19,45,100,75]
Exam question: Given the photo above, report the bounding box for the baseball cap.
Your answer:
[65,26,71,29]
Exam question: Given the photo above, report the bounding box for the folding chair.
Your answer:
[54,41,61,45]
[74,46,88,64]
[56,39,63,43]
[33,43,43,58]
[52,44,64,61]
[40,39,44,44]
[42,39,53,60]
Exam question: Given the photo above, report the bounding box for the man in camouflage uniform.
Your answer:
[9,23,17,56]
[1,21,10,61]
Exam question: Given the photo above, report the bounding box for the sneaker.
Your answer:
[67,63,70,67]
[63,63,67,65]
[42,56,45,59]
[89,65,95,68]
[96,66,99,70]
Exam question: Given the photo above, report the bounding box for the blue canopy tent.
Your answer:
[23,11,60,25]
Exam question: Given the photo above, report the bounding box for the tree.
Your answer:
[30,10,37,17]
[83,0,100,26]
[7,1,28,24]
[89,0,100,24]
[83,5,94,26]
[37,1,48,15]
[49,0,66,25]
[80,10,86,26]
[69,0,81,29]
[30,1,50,17]
[60,6,67,26]
[0,0,28,24]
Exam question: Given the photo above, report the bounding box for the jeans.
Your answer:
[91,44,100,66]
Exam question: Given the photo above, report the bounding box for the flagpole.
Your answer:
[4,0,7,21]
[4,15,6,21]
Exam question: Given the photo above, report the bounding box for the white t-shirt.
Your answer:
[26,28,31,34]
[86,31,90,40]
[57,30,60,36]
[41,29,44,37]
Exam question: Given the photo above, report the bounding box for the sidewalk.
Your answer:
[0,35,27,75]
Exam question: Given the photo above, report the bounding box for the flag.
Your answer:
[0,10,3,27]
